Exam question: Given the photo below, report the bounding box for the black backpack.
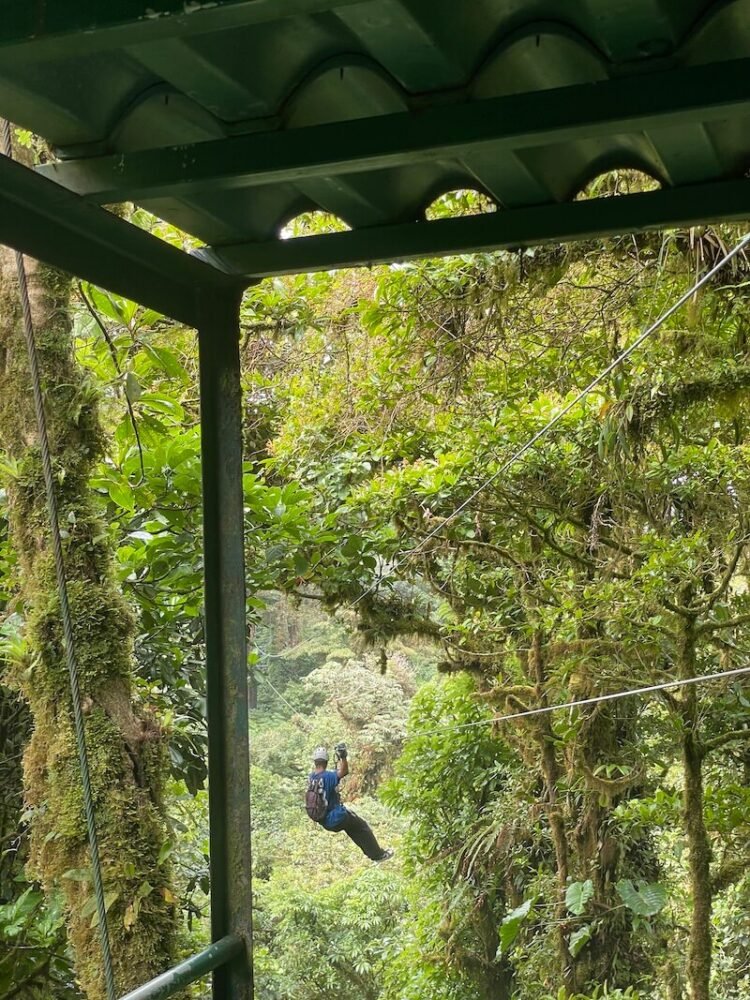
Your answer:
[305,773,328,823]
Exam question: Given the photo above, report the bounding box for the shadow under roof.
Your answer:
[2,0,750,281]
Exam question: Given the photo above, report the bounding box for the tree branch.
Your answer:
[662,598,696,619]
[77,281,146,484]
[699,541,746,612]
[703,728,750,754]
[697,613,750,635]
[289,589,325,602]
[711,856,750,894]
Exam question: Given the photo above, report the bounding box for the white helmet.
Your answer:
[312,746,329,763]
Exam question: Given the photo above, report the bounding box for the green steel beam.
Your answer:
[198,178,750,278]
[118,936,243,1000]
[0,1,360,58]
[37,58,750,204]
[0,152,240,325]
[197,291,253,1000]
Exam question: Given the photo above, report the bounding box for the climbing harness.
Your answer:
[349,230,750,609]
[0,120,117,1000]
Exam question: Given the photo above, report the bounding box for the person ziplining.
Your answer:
[305,743,393,862]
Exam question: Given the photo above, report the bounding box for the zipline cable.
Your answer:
[257,672,310,722]
[252,642,312,720]
[411,663,750,739]
[0,120,117,1000]
[350,230,750,609]
[251,651,750,744]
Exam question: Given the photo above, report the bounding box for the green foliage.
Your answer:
[72,284,341,796]
[0,887,80,998]
[244,606,420,1000]
[261,226,750,997]
[257,865,403,1000]
[384,673,506,855]
[499,898,536,955]
[568,925,594,959]
[566,880,594,916]
[615,881,667,918]
[378,675,519,995]
[5,207,750,998]
[543,988,641,1000]
[0,493,16,605]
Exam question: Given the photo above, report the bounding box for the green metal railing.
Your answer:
[119,936,244,1000]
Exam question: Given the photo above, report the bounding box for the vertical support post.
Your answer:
[197,289,253,999]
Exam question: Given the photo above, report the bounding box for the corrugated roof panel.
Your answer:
[0,0,749,276]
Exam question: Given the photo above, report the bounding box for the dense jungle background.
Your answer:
[1,175,750,1000]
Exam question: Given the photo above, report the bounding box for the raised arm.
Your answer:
[335,742,349,779]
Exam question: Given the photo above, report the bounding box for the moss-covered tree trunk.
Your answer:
[0,685,29,899]
[0,247,179,997]
[676,615,712,1000]
[527,632,573,988]
[683,719,711,1000]
[0,501,28,901]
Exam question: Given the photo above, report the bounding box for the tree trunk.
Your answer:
[529,632,574,988]
[0,245,179,997]
[682,705,712,1000]
[679,619,712,1000]
[0,685,30,899]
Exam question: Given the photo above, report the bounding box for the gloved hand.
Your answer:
[334,741,348,759]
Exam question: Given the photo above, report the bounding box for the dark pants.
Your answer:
[330,809,385,860]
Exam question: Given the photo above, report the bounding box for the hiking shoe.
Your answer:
[376,848,394,863]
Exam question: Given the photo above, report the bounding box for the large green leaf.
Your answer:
[125,371,142,404]
[568,924,593,957]
[565,879,594,916]
[143,343,188,382]
[107,480,134,511]
[616,880,667,916]
[497,898,534,956]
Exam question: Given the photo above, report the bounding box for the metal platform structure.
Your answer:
[1,1,750,996]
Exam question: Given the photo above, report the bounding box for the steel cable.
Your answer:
[253,653,750,746]
[410,663,750,739]
[1,119,117,1000]
[350,230,750,608]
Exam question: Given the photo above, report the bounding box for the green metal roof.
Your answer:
[2,1,750,282]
